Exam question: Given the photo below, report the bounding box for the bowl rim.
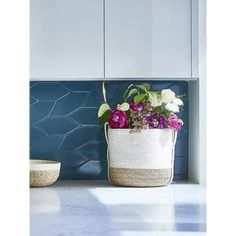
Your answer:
[30,159,60,164]
[30,159,61,171]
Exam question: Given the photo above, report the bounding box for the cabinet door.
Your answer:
[30,0,104,80]
[105,0,191,78]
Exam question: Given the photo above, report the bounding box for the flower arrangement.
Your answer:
[98,82,184,133]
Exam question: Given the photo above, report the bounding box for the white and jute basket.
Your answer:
[104,123,177,187]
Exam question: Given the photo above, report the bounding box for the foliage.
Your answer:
[98,82,184,132]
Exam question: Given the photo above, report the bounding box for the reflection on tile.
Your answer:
[78,160,103,178]
[79,140,107,161]
[30,182,206,236]
[56,150,88,168]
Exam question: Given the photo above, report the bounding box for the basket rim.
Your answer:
[108,127,174,132]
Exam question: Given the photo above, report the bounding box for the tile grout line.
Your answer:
[55,92,71,102]
[64,126,81,136]
[33,102,56,125]
[29,82,39,88]
[56,82,71,92]
[32,125,48,135]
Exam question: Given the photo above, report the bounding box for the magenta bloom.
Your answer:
[158,116,167,129]
[144,114,158,129]
[108,110,128,128]
[168,114,183,131]
[130,100,143,112]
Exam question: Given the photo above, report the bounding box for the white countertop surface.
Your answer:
[30,180,206,236]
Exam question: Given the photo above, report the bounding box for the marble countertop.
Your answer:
[30,180,206,236]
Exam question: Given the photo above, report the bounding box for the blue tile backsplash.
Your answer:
[30,81,189,180]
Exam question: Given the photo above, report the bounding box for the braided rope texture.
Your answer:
[30,170,60,187]
[109,167,172,187]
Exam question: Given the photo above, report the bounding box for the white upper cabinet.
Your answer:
[30,0,104,80]
[105,0,192,78]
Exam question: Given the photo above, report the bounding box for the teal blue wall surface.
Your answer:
[30,81,188,180]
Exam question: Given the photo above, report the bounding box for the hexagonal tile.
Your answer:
[31,135,63,155]
[30,101,55,125]
[59,126,97,151]
[56,150,88,169]
[30,126,46,147]
[29,81,189,180]
[30,96,38,105]
[61,81,100,91]
[51,92,87,116]
[70,108,98,125]
[31,82,69,100]
[36,117,78,135]
[78,140,107,161]
[82,89,103,107]
[77,160,102,178]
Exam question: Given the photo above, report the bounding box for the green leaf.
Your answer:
[98,103,111,117]
[141,83,151,91]
[123,84,134,100]
[136,83,151,93]
[136,85,147,93]
[148,91,159,107]
[98,110,111,125]
[124,88,138,101]
[134,93,146,104]
[102,81,107,103]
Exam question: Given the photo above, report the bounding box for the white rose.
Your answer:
[117,102,130,111]
[165,103,179,113]
[161,89,176,103]
[156,98,163,106]
[173,97,183,106]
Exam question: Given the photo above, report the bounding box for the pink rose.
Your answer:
[108,110,128,128]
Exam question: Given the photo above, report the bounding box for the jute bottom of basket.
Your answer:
[109,167,172,187]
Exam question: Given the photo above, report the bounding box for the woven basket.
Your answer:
[105,125,177,187]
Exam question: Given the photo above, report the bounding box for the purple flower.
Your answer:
[130,100,143,112]
[144,114,158,129]
[167,114,183,131]
[158,116,167,129]
[108,110,128,128]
